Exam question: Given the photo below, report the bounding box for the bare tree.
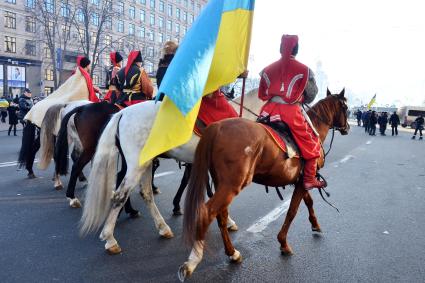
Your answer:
[32,0,76,89]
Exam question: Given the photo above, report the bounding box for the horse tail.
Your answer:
[18,122,36,169]
[54,106,81,175]
[80,112,122,236]
[39,104,66,170]
[183,125,217,246]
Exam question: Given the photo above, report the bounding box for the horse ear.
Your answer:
[339,88,345,98]
[326,88,331,96]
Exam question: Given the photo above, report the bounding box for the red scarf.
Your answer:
[79,67,99,102]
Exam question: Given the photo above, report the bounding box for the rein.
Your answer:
[229,99,259,118]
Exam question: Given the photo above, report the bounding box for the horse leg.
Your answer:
[152,158,160,194]
[303,191,322,233]
[26,132,40,178]
[179,188,239,279]
[277,182,305,255]
[70,149,87,182]
[100,167,144,255]
[173,164,192,215]
[140,163,174,238]
[217,208,242,262]
[53,173,64,191]
[116,154,139,217]
[66,150,92,208]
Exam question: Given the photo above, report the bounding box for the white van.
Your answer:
[398,106,425,128]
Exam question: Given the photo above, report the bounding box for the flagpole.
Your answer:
[239,77,246,117]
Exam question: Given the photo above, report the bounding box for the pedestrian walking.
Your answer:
[1,109,7,123]
[412,115,424,140]
[364,110,371,133]
[369,111,377,136]
[389,111,400,136]
[18,88,34,127]
[155,41,178,100]
[378,112,388,136]
[7,102,19,136]
[356,109,362,126]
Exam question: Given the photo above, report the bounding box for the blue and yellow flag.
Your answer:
[367,94,377,109]
[140,0,255,165]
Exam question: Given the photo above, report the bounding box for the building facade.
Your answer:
[0,0,206,98]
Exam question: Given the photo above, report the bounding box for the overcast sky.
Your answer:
[248,0,425,106]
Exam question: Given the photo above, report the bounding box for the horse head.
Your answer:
[325,88,350,135]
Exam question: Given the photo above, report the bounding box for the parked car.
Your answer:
[398,106,425,128]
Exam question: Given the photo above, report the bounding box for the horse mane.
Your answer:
[308,95,343,129]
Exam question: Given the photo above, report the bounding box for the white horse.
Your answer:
[80,89,264,254]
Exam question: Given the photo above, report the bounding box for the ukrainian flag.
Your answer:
[367,94,377,109]
[140,0,255,165]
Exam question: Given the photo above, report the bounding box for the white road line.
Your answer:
[0,159,39,168]
[246,199,291,233]
[154,171,175,178]
[366,140,372,145]
[339,155,354,163]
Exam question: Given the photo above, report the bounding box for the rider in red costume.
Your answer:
[258,34,326,190]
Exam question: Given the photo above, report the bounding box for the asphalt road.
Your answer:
[0,123,424,283]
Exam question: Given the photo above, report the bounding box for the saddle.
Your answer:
[256,116,299,159]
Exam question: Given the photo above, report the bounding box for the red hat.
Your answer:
[280,35,299,64]
[125,50,142,76]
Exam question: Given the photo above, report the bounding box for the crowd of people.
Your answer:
[355,109,424,139]
[0,88,34,136]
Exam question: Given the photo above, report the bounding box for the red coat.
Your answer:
[198,90,238,126]
[258,35,320,160]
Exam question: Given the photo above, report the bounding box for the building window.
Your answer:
[78,29,85,43]
[183,11,187,22]
[4,36,16,53]
[129,23,135,35]
[45,68,54,81]
[150,14,155,26]
[148,46,154,57]
[140,10,145,21]
[104,35,111,46]
[118,2,124,14]
[44,47,51,58]
[91,13,99,26]
[6,0,16,4]
[176,8,180,19]
[166,34,171,41]
[148,30,154,41]
[118,38,124,49]
[26,0,35,9]
[158,32,164,43]
[44,87,53,96]
[139,27,145,38]
[105,17,112,29]
[167,4,173,16]
[91,0,99,6]
[184,0,188,7]
[189,14,194,24]
[175,23,180,34]
[117,20,124,33]
[140,0,146,4]
[158,16,164,29]
[26,16,36,33]
[44,0,55,13]
[167,20,172,31]
[25,40,36,56]
[4,12,16,29]
[61,3,70,18]
[159,0,164,12]
[129,6,135,19]
[91,31,97,44]
[145,61,153,73]
[77,9,84,22]
[61,24,71,39]
[93,74,100,85]
[150,0,155,9]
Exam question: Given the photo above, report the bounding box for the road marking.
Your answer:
[0,159,39,168]
[246,199,291,233]
[366,140,372,145]
[340,155,354,163]
[154,171,175,178]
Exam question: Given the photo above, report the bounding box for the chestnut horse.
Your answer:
[179,89,349,280]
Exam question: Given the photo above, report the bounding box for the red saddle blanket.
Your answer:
[194,92,238,136]
[259,124,300,158]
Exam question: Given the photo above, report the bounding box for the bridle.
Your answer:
[229,99,259,118]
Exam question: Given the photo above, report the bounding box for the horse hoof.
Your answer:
[153,188,161,195]
[106,244,122,255]
[173,209,183,216]
[160,230,174,239]
[129,211,141,218]
[227,224,239,232]
[280,246,294,256]
[55,185,64,191]
[178,263,192,282]
[229,250,243,263]
[312,227,322,236]
[69,198,82,208]
[27,173,36,179]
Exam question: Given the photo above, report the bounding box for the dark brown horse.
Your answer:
[178,89,349,280]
